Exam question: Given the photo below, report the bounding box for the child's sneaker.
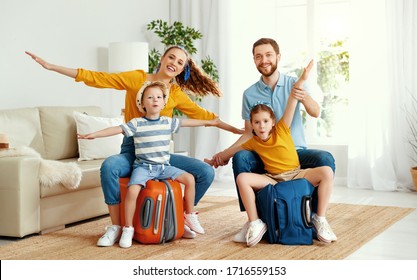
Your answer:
[97,225,122,247]
[119,226,135,248]
[183,224,197,239]
[312,214,336,243]
[232,222,249,243]
[246,219,267,247]
[184,212,205,234]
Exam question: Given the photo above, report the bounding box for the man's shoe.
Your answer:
[232,222,249,243]
[183,224,197,239]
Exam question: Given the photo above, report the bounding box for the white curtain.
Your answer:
[170,0,242,180]
[347,0,417,191]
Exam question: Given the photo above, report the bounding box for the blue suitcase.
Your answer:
[256,178,316,245]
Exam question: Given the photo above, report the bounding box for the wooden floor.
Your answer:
[1,180,416,260]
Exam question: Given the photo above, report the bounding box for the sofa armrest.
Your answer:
[0,156,41,237]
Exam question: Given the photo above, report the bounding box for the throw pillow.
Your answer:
[73,111,124,161]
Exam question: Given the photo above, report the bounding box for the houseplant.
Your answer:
[147,20,219,116]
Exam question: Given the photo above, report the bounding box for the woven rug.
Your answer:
[0,196,414,260]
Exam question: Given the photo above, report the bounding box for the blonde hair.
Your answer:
[162,46,222,97]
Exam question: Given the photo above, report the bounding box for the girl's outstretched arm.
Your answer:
[282,60,314,127]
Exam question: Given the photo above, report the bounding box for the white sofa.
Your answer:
[0,106,112,238]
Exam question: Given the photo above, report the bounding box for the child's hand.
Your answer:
[291,59,314,101]
[77,133,96,140]
[298,59,314,83]
[204,158,216,166]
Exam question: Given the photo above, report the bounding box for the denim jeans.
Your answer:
[100,136,215,206]
[231,149,336,211]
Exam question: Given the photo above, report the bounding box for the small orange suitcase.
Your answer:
[119,178,184,244]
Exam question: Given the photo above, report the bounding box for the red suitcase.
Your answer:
[119,178,184,244]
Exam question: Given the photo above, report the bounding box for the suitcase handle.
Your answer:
[154,194,162,234]
[301,196,313,228]
[140,197,154,229]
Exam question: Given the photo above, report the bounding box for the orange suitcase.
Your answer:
[119,178,184,244]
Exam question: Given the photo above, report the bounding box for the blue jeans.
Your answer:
[100,136,215,206]
[231,148,336,211]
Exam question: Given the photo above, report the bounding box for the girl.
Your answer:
[26,46,243,246]
[206,60,337,247]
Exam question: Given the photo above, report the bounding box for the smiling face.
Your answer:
[253,44,280,77]
[159,47,188,79]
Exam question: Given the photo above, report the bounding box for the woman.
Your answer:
[26,46,243,246]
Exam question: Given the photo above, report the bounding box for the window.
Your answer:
[276,0,351,143]
[230,0,351,144]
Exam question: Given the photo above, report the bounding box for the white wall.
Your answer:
[0,0,169,117]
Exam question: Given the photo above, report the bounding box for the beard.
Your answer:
[257,61,278,77]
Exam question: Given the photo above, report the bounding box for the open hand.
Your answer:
[25,51,52,70]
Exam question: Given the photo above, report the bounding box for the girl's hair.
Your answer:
[249,103,276,123]
[162,46,222,97]
[252,38,280,55]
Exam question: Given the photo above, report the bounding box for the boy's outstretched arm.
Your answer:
[77,126,123,139]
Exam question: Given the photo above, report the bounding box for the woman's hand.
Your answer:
[205,117,220,127]
[217,119,244,134]
[25,51,53,70]
[25,51,78,78]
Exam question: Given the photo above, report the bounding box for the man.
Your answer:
[207,38,335,242]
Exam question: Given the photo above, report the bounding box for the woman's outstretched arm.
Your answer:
[25,51,78,78]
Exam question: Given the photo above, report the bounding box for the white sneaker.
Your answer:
[184,212,205,234]
[119,226,135,248]
[312,214,337,243]
[182,224,196,239]
[233,222,249,243]
[246,219,267,247]
[97,225,122,247]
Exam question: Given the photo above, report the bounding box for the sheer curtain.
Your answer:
[347,0,416,191]
[170,0,243,180]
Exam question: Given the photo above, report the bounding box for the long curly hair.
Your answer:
[162,46,222,97]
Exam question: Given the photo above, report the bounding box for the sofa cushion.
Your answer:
[38,106,101,160]
[0,107,46,156]
[73,111,124,161]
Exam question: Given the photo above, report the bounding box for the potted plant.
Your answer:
[147,20,219,116]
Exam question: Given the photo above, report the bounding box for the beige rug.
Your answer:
[0,196,414,260]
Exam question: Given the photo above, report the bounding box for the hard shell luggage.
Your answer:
[119,178,184,244]
[256,178,316,245]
